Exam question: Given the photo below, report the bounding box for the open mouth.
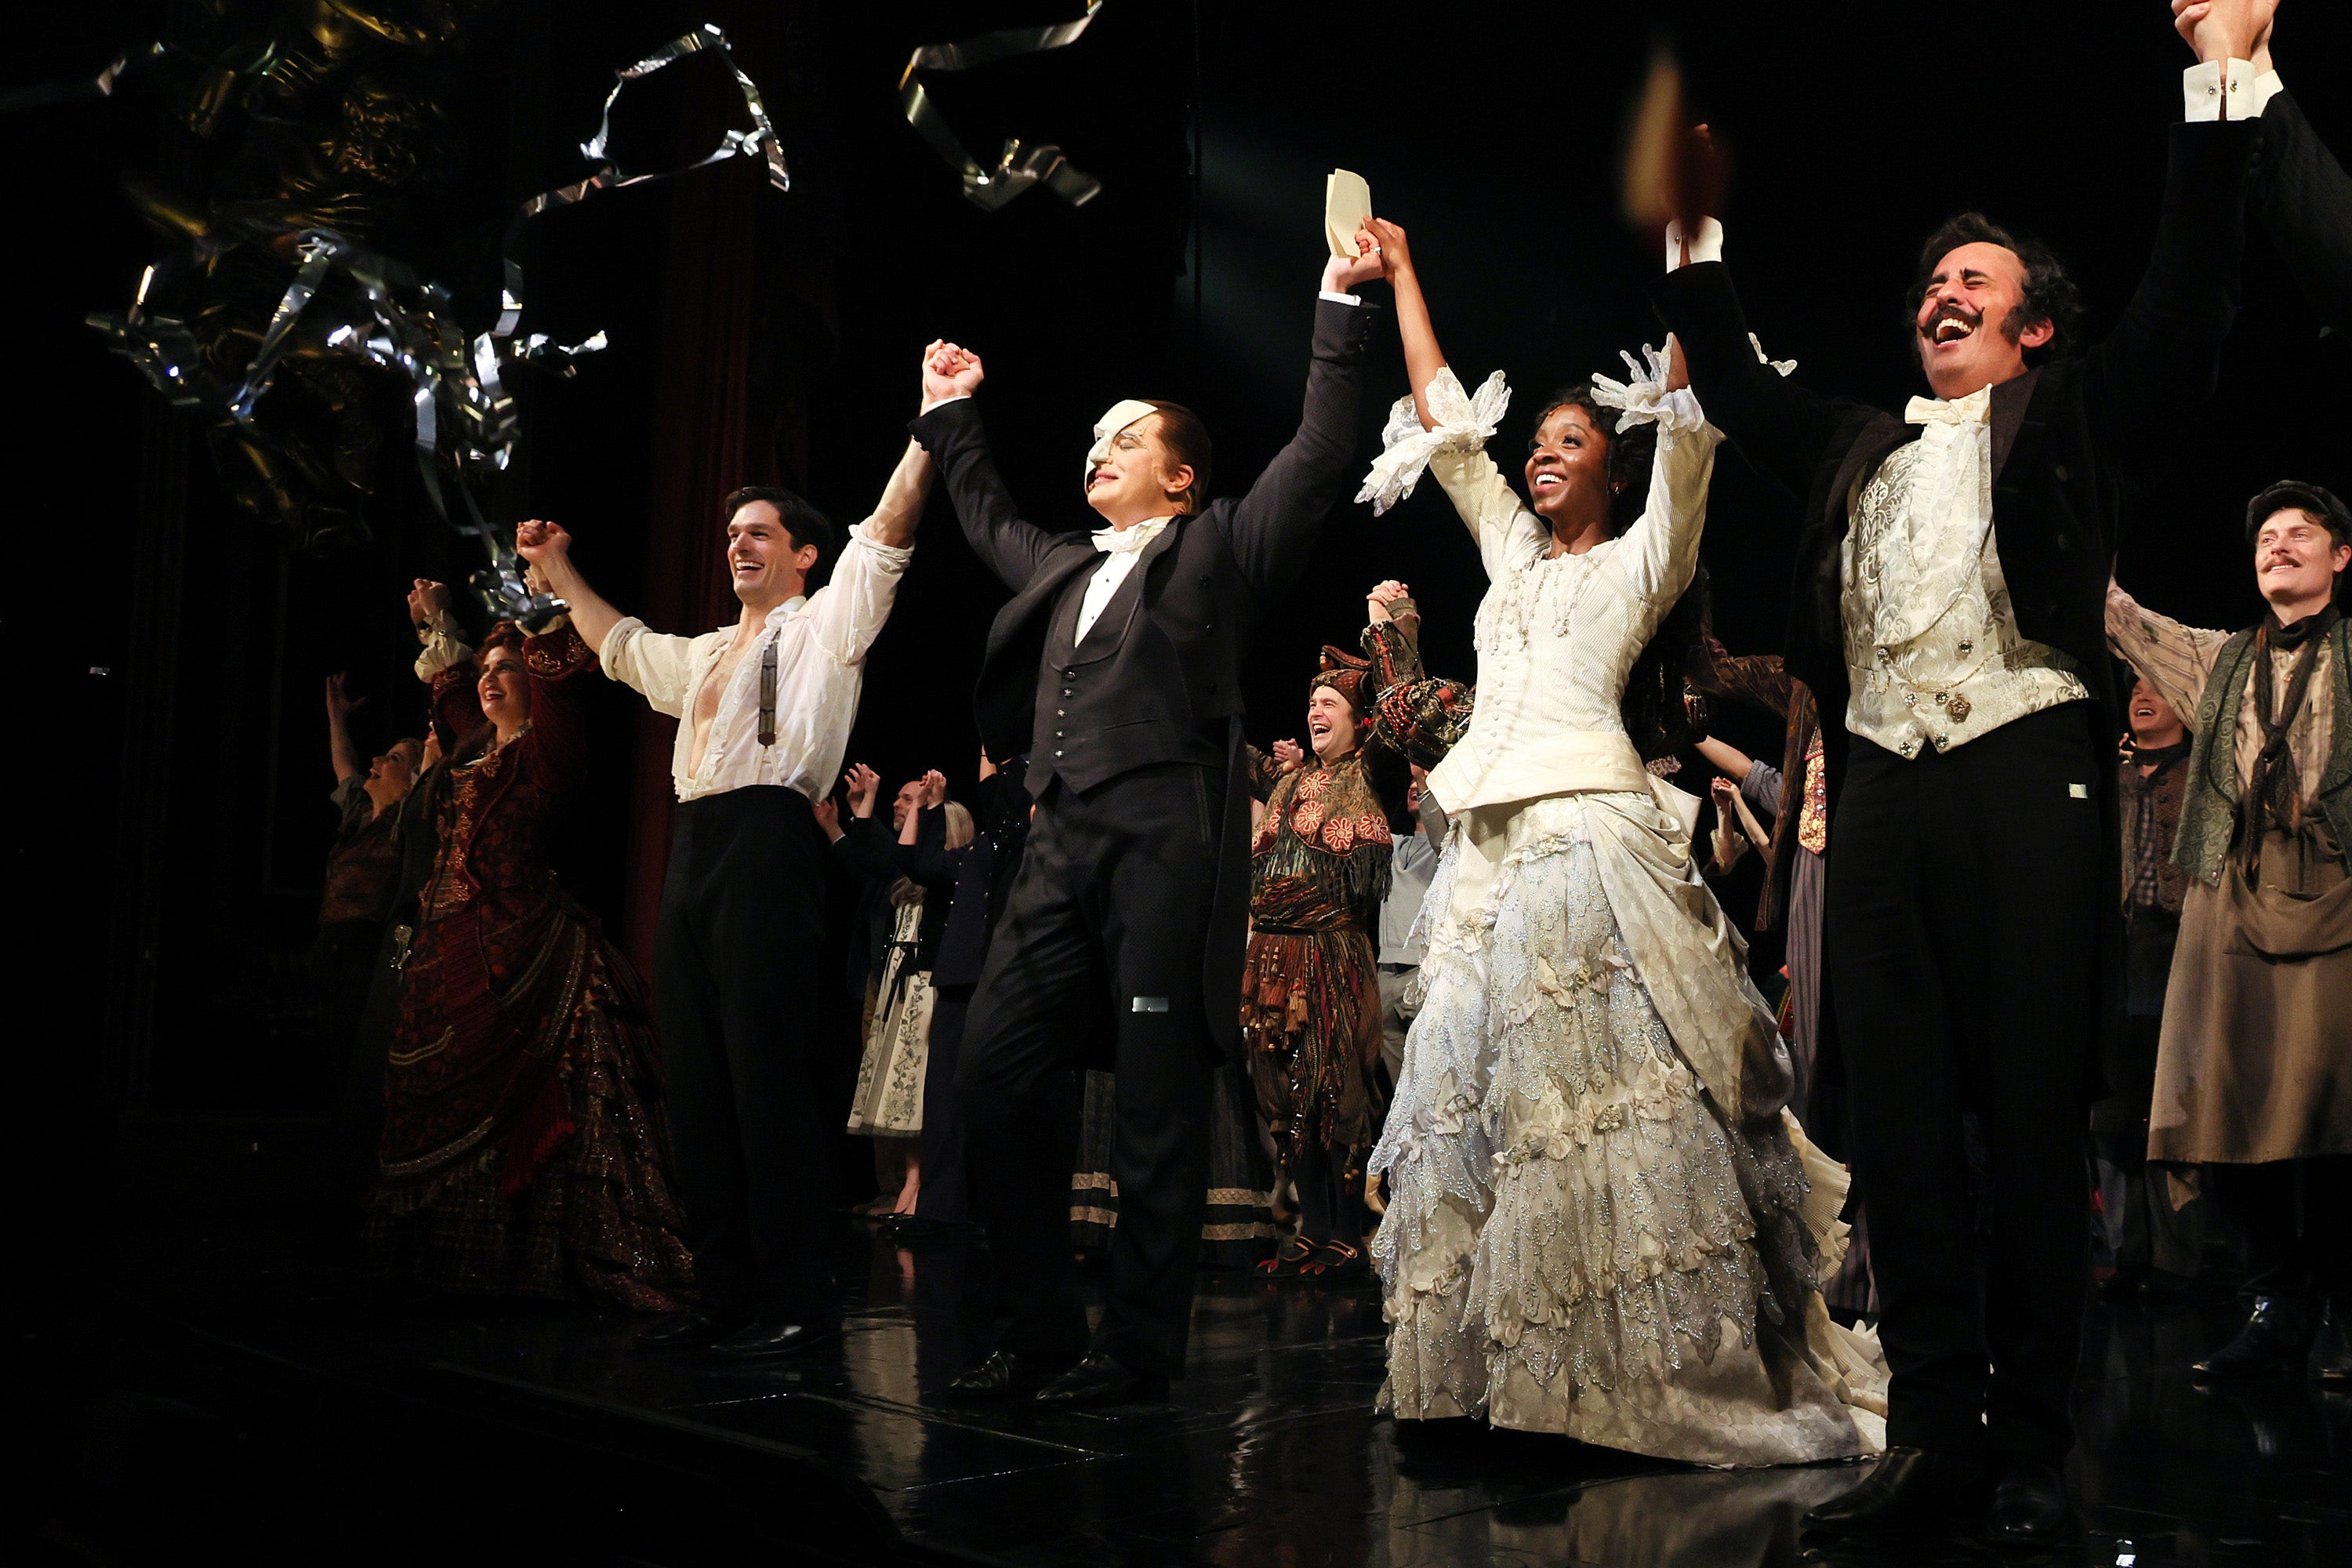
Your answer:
[732,558,761,575]
[1530,470,1565,496]
[1087,468,1112,490]
[1926,307,1979,347]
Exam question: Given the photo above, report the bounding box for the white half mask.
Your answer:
[1084,398,1160,481]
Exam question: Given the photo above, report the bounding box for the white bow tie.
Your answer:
[1093,516,1173,555]
[1903,384,1994,427]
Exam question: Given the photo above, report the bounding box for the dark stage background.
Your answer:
[13,2,2349,1275]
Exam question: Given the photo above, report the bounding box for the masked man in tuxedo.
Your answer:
[912,231,1385,1407]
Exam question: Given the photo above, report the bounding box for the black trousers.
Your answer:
[959,763,1221,1377]
[1827,702,2102,1463]
[2208,1156,2352,1312]
[656,786,830,1319]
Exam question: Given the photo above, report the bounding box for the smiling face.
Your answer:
[362,739,421,811]
[1523,404,1612,531]
[891,779,920,832]
[1084,414,1192,528]
[2252,507,2352,618]
[1915,241,2050,398]
[725,500,819,612]
[477,647,532,731]
[2128,677,2185,748]
[1306,685,1359,764]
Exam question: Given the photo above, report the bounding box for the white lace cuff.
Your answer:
[1354,366,1512,516]
[1588,343,1707,437]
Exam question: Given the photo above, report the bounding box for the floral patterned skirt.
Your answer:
[1374,797,1878,1465]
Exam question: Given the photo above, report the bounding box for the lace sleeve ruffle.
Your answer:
[1354,366,1512,517]
[1588,334,1795,441]
[1587,343,1708,438]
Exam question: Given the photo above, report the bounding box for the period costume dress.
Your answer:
[1363,360,1884,1465]
[846,880,938,1140]
[365,622,694,1311]
[1240,671,1392,1272]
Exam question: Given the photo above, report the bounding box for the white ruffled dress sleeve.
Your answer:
[1588,343,1722,615]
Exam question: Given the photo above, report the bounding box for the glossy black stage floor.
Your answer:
[38,1219,2352,1566]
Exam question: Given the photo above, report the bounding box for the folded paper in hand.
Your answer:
[1324,169,1372,260]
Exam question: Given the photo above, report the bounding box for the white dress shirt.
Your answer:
[1075,516,1172,639]
[1839,389,2090,757]
[601,517,914,802]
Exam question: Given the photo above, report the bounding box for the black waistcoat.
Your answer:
[1027,542,1221,798]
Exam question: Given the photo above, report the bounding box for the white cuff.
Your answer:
[918,392,971,416]
[2183,59,2267,121]
[1664,217,1724,271]
[1353,366,1511,517]
[1319,289,1363,307]
[2253,68,2284,118]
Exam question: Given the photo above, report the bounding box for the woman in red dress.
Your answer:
[367,595,694,1311]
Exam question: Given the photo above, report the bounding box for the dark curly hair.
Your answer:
[721,485,838,587]
[1527,387,1708,762]
[1907,212,2082,366]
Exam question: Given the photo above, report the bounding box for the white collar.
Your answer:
[1092,516,1174,555]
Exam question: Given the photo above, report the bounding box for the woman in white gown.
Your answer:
[1358,219,1884,1466]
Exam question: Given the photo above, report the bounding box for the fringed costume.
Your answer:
[365,622,695,1312]
[1240,648,1393,1274]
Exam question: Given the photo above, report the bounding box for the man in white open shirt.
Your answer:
[515,401,933,1358]
[1651,0,2278,1544]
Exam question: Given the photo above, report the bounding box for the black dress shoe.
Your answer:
[1986,1455,2075,1546]
[1033,1352,1169,1409]
[1802,1447,1993,1538]
[945,1350,1069,1403]
[2194,1294,2308,1379]
[635,1311,735,1348]
[707,1319,828,1358]
[2311,1304,2352,1385]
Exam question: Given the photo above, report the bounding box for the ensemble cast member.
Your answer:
[1242,648,1394,1281]
[2096,673,2201,1295]
[366,612,693,1310]
[916,229,1385,1407]
[822,769,976,1219]
[513,416,935,1355]
[1649,9,2267,1541]
[2105,482,2352,1385]
[1363,219,1884,1465]
[316,672,419,1077]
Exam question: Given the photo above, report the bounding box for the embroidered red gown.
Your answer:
[365,623,694,1310]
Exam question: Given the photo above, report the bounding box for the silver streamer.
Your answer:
[89,23,788,629]
[898,2,1105,212]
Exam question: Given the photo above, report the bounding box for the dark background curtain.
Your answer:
[13,2,2351,1272]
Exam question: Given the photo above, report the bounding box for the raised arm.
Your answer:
[1651,238,1846,508]
[2209,3,2352,331]
[514,620,598,781]
[512,520,626,653]
[1219,239,1385,593]
[908,342,1057,592]
[804,440,925,666]
[2105,577,2230,726]
[2084,11,2264,456]
[325,673,364,785]
[1369,220,1448,434]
